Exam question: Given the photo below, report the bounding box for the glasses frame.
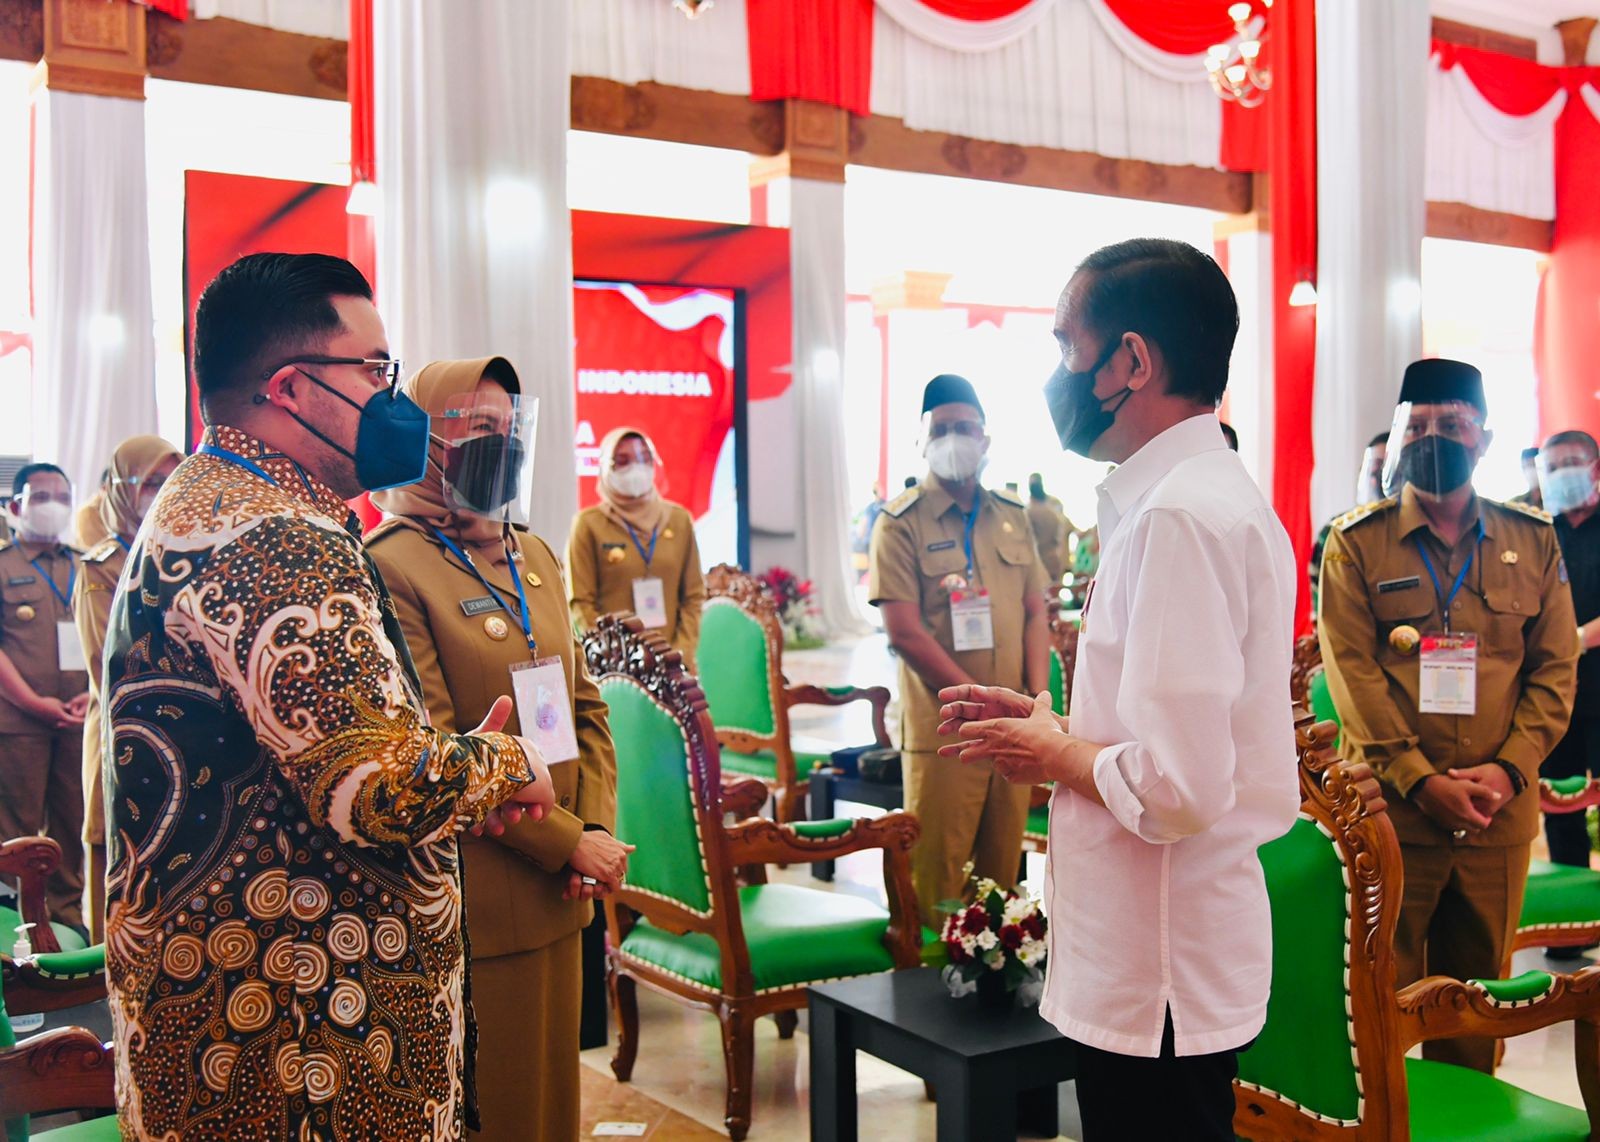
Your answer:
[261,355,403,394]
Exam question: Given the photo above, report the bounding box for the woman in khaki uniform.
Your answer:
[567,426,705,666]
[71,434,182,941]
[368,357,630,1142]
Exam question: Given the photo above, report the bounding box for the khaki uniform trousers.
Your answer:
[0,732,84,928]
[1395,842,1530,1073]
[470,931,582,1142]
[85,842,106,942]
[904,749,1030,931]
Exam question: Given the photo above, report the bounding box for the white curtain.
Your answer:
[570,0,751,93]
[785,179,872,638]
[31,90,157,496]
[874,0,1058,52]
[1424,56,1562,221]
[375,0,578,545]
[871,0,1222,169]
[1312,0,1429,532]
[189,0,347,38]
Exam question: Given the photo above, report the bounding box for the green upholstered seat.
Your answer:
[1405,1057,1590,1141]
[1520,860,1600,931]
[0,905,87,957]
[1048,648,1065,717]
[1025,802,1048,841]
[719,738,836,782]
[1545,775,1593,798]
[699,600,778,739]
[620,883,895,993]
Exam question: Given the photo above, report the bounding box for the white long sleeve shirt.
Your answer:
[1040,413,1301,1058]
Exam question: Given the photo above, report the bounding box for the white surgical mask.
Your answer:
[609,462,655,498]
[1541,465,1599,517]
[926,435,987,483]
[20,501,70,540]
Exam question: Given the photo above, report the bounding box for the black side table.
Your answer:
[808,967,1075,1142]
[808,768,903,881]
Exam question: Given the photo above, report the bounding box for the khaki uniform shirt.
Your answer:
[869,481,1048,751]
[72,536,126,844]
[1318,487,1578,846]
[368,521,619,960]
[0,539,88,734]
[566,502,705,665]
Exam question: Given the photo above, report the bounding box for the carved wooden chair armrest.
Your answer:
[0,1026,115,1121]
[782,683,892,747]
[1396,967,1600,1132]
[723,812,923,966]
[2,944,108,1016]
[720,777,772,821]
[1541,775,1600,815]
[0,836,66,954]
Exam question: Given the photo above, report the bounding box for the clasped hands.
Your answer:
[1412,763,1515,836]
[936,683,1076,785]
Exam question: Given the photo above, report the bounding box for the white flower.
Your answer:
[1002,896,1034,926]
[974,928,999,951]
[983,949,1005,970]
[1017,938,1046,967]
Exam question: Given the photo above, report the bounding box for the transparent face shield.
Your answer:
[1356,444,1387,505]
[434,392,538,523]
[1381,401,1486,499]
[1537,448,1600,517]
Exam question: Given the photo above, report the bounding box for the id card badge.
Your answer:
[950,590,995,652]
[510,658,580,763]
[1418,632,1477,716]
[632,577,669,630]
[56,621,86,672]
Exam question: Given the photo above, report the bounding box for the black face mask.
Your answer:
[1043,336,1134,457]
[444,434,526,513]
[1391,435,1476,497]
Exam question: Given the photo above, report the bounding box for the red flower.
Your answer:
[960,906,990,936]
[1022,913,1045,940]
[999,924,1024,951]
[947,940,970,964]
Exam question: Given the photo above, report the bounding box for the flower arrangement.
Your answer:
[939,865,1047,1007]
[757,565,825,649]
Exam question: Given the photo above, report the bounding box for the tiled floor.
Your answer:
[573,633,1593,1139]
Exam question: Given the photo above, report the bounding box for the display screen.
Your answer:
[572,280,747,570]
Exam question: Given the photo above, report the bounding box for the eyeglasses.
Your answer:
[927,421,986,440]
[262,355,404,393]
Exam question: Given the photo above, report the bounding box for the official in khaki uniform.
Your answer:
[71,434,182,941]
[1026,473,1073,588]
[1319,359,1577,1074]
[870,374,1051,928]
[567,425,705,668]
[0,462,89,929]
[368,357,628,1142]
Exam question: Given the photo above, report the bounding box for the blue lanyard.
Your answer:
[28,554,73,608]
[1414,518,1485,633]
[625,523,660,568]
[431,527,536,655]
[962,505,981,583]
[113,535,131,553]
[199,443,278,486]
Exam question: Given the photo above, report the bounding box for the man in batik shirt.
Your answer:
[102,253,553,1140]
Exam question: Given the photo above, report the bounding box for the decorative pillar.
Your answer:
[30,0,158,494]
[749,100,870,637]
[373,0,577,543]
[1310,0,1429,539]
[870,271,952,501]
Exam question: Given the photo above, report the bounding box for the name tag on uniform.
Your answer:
[950,590,995,652]
[510,658,579,763]
[57,621,86,672]
[1378,576,1421,594]
[632,577,668,630]
[1419,632,1477,716]
[459,596,504,617]
[926,540,957,552]
[7,575,35,587]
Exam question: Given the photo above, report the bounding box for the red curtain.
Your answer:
[138,0,188,19]
[915,0,1036,18]
[746,0,875,116]
[1432,39,1564,115]
[1536,92,1600,447]
[1267,0,1317,633]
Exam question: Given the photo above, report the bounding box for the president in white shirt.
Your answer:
[939,238,1300,1140]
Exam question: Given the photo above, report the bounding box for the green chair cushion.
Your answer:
[33,1117,122,1141]
[1519,860,1600,930]
[1544,775,1592,798]
[1048,649,1065,717]
[699,601,777,737]
[1470,971,1553,1003]
[1025,803,1048,840]
[719,741,834,782]
[0,905,87,956]
[29,945,105,981]
[1406,1057,1590,1141]
[620,883,894,992]
[791,819,854,839]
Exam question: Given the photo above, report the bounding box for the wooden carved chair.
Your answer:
[1235,712,1600,1140]
[0,838,105,1018]
[582,615,922,1141]
[698,565,890,824]
[0,983,116,1141]
[1023,615,1080,856]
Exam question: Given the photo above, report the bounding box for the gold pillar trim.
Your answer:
[749,99,849,186]
[1556,17,1597,69]
[33,0,145,100]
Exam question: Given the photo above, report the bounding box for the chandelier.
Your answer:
[1205,1,1272,108]
[673,0,713,17]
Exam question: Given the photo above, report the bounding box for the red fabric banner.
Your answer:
[1432,39,1564,115]
[1535,92,1600,447]
[137,0,188,19]
[747,0,875,116]
[915,0,1036,18]
[1267,0,1317,633]
[1100,0,1243,56]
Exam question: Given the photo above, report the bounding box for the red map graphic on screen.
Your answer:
[573,282,735,522]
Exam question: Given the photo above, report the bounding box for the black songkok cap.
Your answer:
[922,374,983,417]
[1397,358,1486,417]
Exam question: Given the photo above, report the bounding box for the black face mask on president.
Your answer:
[1043,336,1133,457]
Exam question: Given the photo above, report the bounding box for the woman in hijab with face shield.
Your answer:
[566,426,706,668]
[366,358,630,1142]
[73,434,184,940]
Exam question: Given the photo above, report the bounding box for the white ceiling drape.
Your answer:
[1424,53,1564,220]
